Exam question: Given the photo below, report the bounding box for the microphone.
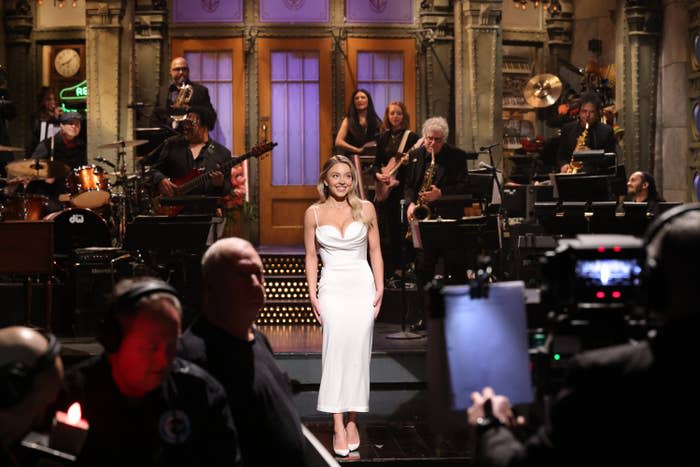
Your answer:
[95,156,116,168]
[479,161,500,172]
[400,198,406,225]
[479,143,500,151]
[127,102,145,109]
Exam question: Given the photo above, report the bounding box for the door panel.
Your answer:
[259,38,332,245]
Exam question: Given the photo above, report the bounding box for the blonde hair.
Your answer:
[316,155,369,225]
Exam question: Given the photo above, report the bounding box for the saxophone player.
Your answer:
[557,92,616,173]
[403,116,471,332]
[153,57,215,128]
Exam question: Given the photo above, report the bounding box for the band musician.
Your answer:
[557,92,616,173]
[404,116,470,331]
[153,57,215,129]
[148,105,230,212]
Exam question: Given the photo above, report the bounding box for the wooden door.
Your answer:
[258,38,333,245]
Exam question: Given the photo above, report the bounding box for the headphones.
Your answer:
[0,332,61,409]
[98,278,179,353]
[642,203,700,311]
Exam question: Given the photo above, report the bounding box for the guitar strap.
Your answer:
[397,130,410,154]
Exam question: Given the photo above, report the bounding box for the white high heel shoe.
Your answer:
[333,434,349,457]
[347,424,360,451]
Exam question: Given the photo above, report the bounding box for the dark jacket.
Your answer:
[556,120,616,168]
[56,355,242,467]
[403,143,470,219]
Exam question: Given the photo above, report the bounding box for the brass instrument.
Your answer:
[170,83,193,123]
[412,148,436,221]
[566,123,588,174]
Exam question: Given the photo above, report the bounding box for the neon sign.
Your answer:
[59,79,87,112]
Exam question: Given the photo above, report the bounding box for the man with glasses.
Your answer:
[404,116,471,331]
[149,105,230,204]
[153,56,215,129]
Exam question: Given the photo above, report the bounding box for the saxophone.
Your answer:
[566,122,588,174]
[170,83,193,123]
[412,148,436,221]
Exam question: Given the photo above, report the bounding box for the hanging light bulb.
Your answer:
[72,0,78,6]
[57,0,65,7]
[37,0,44,5]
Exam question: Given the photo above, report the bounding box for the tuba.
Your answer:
[413,148,436,221]
[566,122,588,174]
[170,83,193,123]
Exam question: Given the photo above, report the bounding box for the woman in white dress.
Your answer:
[304,155,384,457]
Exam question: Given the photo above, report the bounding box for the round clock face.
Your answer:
[54,48,81,78]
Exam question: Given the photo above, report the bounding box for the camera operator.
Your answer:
[0,326,64,467]
[466,205,700,467]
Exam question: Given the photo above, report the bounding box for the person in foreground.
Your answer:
[0,326,63,467]
[56,277,242,467]
[467,204,700,467]
[178,237,306,466]
[304,155,383,457]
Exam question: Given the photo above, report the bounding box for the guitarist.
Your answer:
[149,105,230,213]
[371,101,420,288]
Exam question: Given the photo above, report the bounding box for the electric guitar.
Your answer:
[152,141,277,216]
[374,153,409,202]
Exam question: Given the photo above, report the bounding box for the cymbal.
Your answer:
[0,144,25,152]
[97,139,148,150]
[523,73,563,108]
[6,158,71,179]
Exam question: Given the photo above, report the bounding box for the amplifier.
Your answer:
[68,248,147,337]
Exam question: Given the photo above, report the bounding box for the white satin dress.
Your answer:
[314,207,376,413]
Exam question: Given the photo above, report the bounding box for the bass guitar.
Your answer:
[374,153,409,202]
[153,141,277,216]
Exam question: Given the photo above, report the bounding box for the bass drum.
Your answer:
[44,208,111,254]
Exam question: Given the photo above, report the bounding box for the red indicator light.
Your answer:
[597,246,606,253]
[613,246,622,252]
[612,291,622,299]
[596,291,605,299]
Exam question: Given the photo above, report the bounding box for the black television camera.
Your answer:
[531,235,648,395]
[540,234,644,308]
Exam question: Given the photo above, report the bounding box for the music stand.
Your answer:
[554,174,616,202]
[571,150,616,174]
[124,215,215,252]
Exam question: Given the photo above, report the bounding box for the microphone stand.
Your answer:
[481,143,505,279]
[386,198,424,340]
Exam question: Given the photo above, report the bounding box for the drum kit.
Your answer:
[0,139,151,250]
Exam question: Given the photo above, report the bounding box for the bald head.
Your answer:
[0,327,63,446]
[201,238,265,339]
[169,56,189,86]
[0,326,53,368]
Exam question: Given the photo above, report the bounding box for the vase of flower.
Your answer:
[222,164,257,239]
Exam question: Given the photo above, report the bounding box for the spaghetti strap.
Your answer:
[312,205,319,228]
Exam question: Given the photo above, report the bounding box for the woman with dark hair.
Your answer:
[28,86,62,154]
[372,101,420,286]
[304,155,383,457]
[334,89,382,199]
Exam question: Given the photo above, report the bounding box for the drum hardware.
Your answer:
[96,139,148,150]
[0,194,49,221]
[66,164,112,209]
[0,144,25,152]
[43,208,111,254]
[6,158,71,179]
[523,73,563,108]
